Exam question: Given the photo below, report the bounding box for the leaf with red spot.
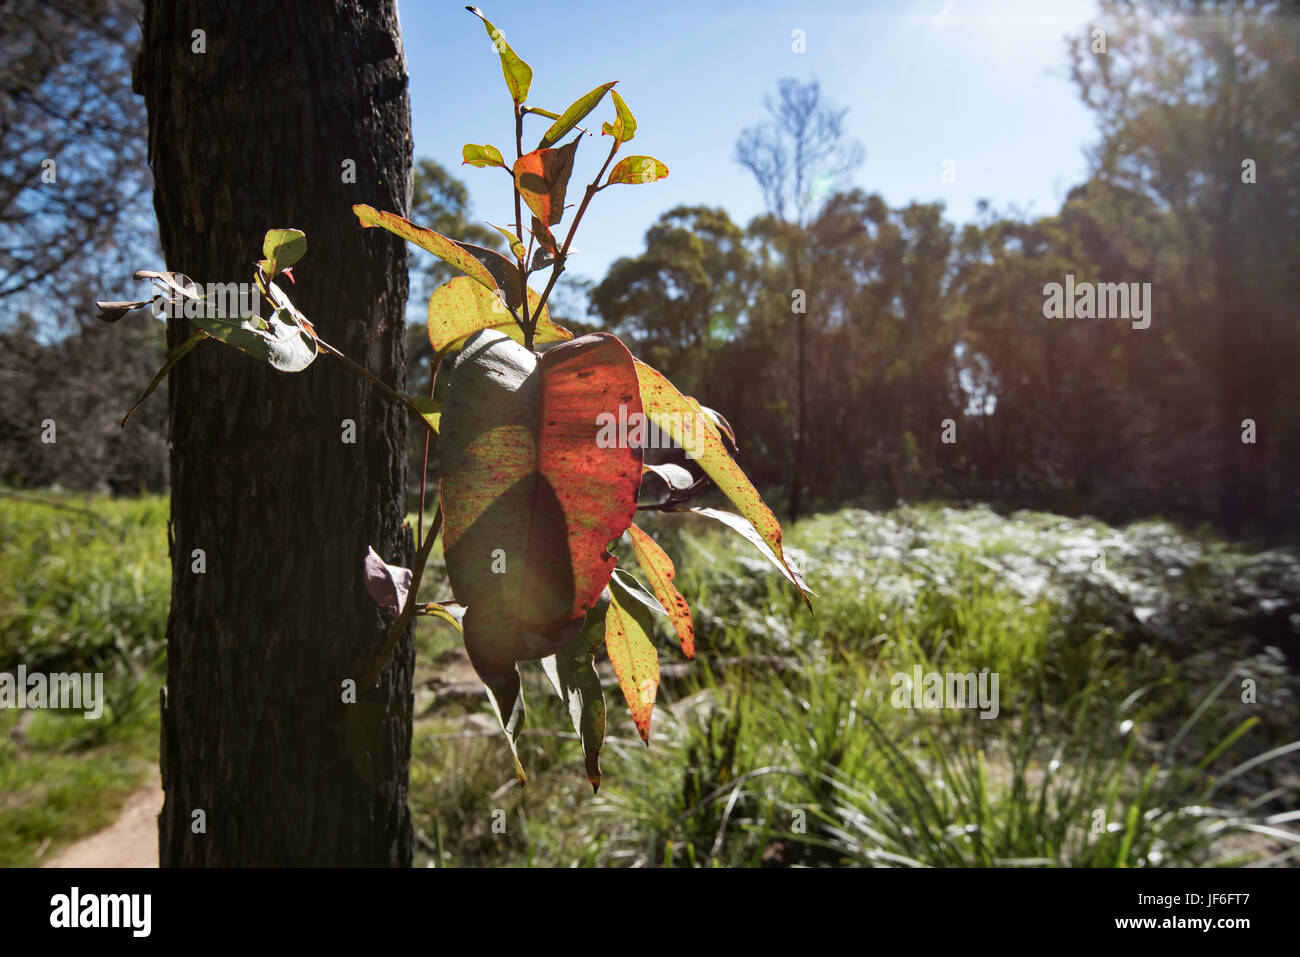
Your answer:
[606,155,668,186]
[633,358,811,605]
[354,204,527,308]
[439,329,644,724]
[604,569,660,742]
[513,140,579,227]
[531,216,558,257]
[427,275,571,357]
[627,524,694,658]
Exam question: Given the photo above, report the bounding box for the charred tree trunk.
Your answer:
[137,0,415,865]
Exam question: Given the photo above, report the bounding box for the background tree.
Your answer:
[590,205,749,398]
[735,78,863,521]
[138,0,416,865]
[0,0,152,311]
[0,0,166,491]
[1069,0,1300,535]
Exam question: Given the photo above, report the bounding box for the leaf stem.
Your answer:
[533,138,620,318]
[315,336,425,420]
[513,103,535,351]
[417,355,436,552]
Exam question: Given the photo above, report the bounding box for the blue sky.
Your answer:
[397,0,1102,290]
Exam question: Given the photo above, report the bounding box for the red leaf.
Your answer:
[439,330,644,678]
[513,140,579,227]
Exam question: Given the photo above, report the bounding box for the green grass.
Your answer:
[2,492,1297,867]
[0,492,166,865]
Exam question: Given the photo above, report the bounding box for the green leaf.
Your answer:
[132,269,317,373]
[523,106,561,120]
[481,665,528,782]
[605,570,661,743]
[467,6,532,105]
[258,228,306,278]
[602,89,637,144]
[427,275,572,356]
[121,330,206,427]
[462,143,507,169]
[539,81,617,148]
[541,601,608,791]
[406,394,441,433]
[195,309,318,373]
[419,601,466,633]
[441,329,644,685]
[633,358,810,604]
[606,155,668,186]
[486,221,527,261]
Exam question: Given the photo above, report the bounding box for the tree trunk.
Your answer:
[790,233,806,525]
[137,0,415,866]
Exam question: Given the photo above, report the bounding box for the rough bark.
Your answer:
[137,0,415,865]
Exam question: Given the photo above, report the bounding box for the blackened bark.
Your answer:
[137,0,415,865]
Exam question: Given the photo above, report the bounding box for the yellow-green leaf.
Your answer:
[259,228,306,278]
[603,89,637,145]
[427,275,572,356]
[606,155,668,186]
[122,330,206,427]
[354,204,496,292]
[486,221,527,261]
[462,143,507,168]
[406,394,441,433]
[540,81,617,148]
[605,571,660,742]
[634,358,810,605]
[467,6,532,105]
[419,600,465,632]
[627,524,694,658]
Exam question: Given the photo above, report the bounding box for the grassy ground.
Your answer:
[1,491,1296,866]
[0,492,165,865]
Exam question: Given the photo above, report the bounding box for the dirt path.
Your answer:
[43,778,162,869]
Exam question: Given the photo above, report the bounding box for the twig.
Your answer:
[0,489,109,524]
[315,337,426,420]
[417,357,436,551]
[532,137,620,322]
